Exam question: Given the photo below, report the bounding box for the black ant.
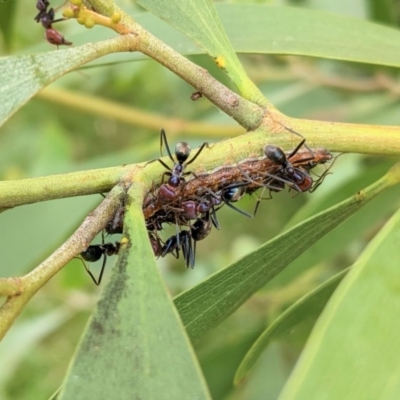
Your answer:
[233,139,315,216]
[170,212,213,269]
[156,129,208,202]
[34,0,72,47]
[264,139,314,193]
[161,230,194,268]
[219,182,254,218]
[189,212,213,266]
[80,235,120,286]
[178,182,252,226]
[160,212,213,269]
[195,182,253,220]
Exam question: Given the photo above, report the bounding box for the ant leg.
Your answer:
[83,232,107,286]
[312,152,339,192]
[160,129,175,163]
[253,187,265,217]
[309,158,336,192]
[175,224,181,248]
[291,154,316,166]
[252,187,274,217]
[161,235,179,258]
[185,141,209,167]
[80,258,102,286]
[277,122,305,140]
[157,159,172,173]
[210,206,220,229]
[190,240,196,269]
[93,254,108,286]
[236,166,263,188]
[263,172,302,192]
[182,232,195,269]
[158,170,173,185]
[287,138,306,159]
[181,234,190,268]
[187,171,209,187]
[225,201,253,218]
[275,120,313,154]
[50,17,66,24]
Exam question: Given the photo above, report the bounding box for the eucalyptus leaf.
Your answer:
[234,268,349,384]
[0,36,128,126]
[135,0,235,60]
[59,185,210,400]
[6,5,400,126]
[217,4,400,65]
[87,5,400,69]
[174,163,400,344]
[134,0,265,101]
[278,207,400,400]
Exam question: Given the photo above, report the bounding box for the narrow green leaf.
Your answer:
[217,4,400,66]
[278,207,400,400]
[84,5,400,72]
[276,165,400,287]
[366,0,397,26]
[0,0,17,51]
[59,184,210,400]
[134,0,265,103]
[0,36,129,127]
[234,268,349,384]
[7,5,400,125]
[174,163,400,343]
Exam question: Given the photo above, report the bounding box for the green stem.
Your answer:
[63,2,400,151]
[282,116,400,154]
[0,165,124,208]
[2,122,400,210]
[79,0,266,129]
[85,0,267,107]
[135,24,266,129]
[0,185,124,341]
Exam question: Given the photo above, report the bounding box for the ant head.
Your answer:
[264,145,287,166]
[36,0,50,12]
[175,142,191,164]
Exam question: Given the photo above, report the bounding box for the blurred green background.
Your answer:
[1,0,400,399]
